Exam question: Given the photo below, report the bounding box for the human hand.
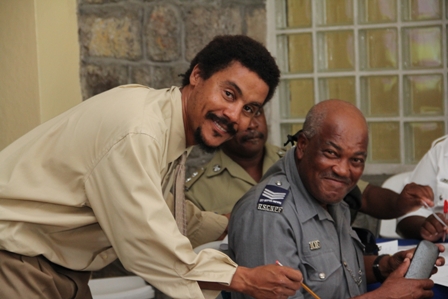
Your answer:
[420,214,448,241]
[397,183,434,215]
[370,258,434,299]
[386,244,445,276]
[229,264,303,299]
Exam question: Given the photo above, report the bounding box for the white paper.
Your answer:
[377,240,399,255]
[428,244,448,287]
[220,235,228,250]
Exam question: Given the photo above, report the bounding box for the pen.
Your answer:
[443,200,448,242]
[276,260,321,299]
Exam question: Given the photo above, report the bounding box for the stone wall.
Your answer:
[78,0,268,174]
[78,0,267,100]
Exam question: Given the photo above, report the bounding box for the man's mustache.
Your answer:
[206,112,237,136]
[322,172,351,185]
[240,130,265,143]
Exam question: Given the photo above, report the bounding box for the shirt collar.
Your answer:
[165,87,192,162]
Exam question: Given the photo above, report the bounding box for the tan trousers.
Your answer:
[0,250,92,299]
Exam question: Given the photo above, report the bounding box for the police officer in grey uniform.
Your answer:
[229,100,441,299]
[185,103,432,249]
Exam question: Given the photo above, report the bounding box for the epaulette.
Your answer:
[276,147,288,158]
[257,176,290,213]
[184,167,205,191]
[431,135,448,148]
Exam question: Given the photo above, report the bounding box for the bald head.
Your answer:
[296,99,368,207]
[302,99,367,140]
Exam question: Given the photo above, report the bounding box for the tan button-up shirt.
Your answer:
[0,85,237,299]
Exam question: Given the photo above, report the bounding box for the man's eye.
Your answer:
[243,105,254,114]
[353,158,365,164]
[224,91,234,100]
[325,150,335,155]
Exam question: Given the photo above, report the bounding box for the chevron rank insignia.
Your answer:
[257,180,289,213]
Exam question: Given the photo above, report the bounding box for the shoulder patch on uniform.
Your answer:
[257,177,290,213]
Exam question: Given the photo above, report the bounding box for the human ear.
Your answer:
[295,134,308,160]
[189,64,202,86]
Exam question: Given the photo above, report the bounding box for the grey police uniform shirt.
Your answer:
[228,148,367,299]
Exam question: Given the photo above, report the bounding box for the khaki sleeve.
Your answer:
[186,200,228,248]
[86,134,236,299]
[167,193,228,248]
[357,179,369,193]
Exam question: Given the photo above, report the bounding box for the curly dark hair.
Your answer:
[180,35,280,104]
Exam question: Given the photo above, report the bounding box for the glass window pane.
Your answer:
[360,28,398,70]
[402,26,442,69]
[318,77,355,104]
[279,79,315,118]
[405,122,445,163]
[403,74,444,116]
[316,0,353,26]
[368,122,400,163]
[273,0,447,169]
[281,123,304,143]
[318,30,354,71]
[402,0,442,21]
[361,76,399,116]
[359,0,397,23]
[276,0,312,28]
[277,34,313,74]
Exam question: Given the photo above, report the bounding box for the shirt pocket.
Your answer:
[302,250,341,282]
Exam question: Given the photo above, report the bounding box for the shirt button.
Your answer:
[275,181,282,186]
[318,273,326,279]
[192,171,198,177]
[101,253,108,260]
[213,164,221,172]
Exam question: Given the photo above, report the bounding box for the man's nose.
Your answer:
[223,102,242,123]
[332,159,350,178]
[247,116,260,130]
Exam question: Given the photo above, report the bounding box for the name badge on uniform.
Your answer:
[309,240,321,251]
[257,183,289,213]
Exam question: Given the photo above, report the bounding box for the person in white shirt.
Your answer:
[397,135,448,241]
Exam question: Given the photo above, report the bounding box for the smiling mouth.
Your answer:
[323,175,351,186]
[214,121,228,134]
[206,112,236,136]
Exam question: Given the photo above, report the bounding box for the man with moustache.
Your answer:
[184,108,287,248]
[229,99,444,299]
[0,35,303,299]
[184,107,432,248]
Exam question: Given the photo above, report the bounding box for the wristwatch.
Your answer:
[372,254,389,283]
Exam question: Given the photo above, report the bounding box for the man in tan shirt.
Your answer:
[0,35,302,299]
